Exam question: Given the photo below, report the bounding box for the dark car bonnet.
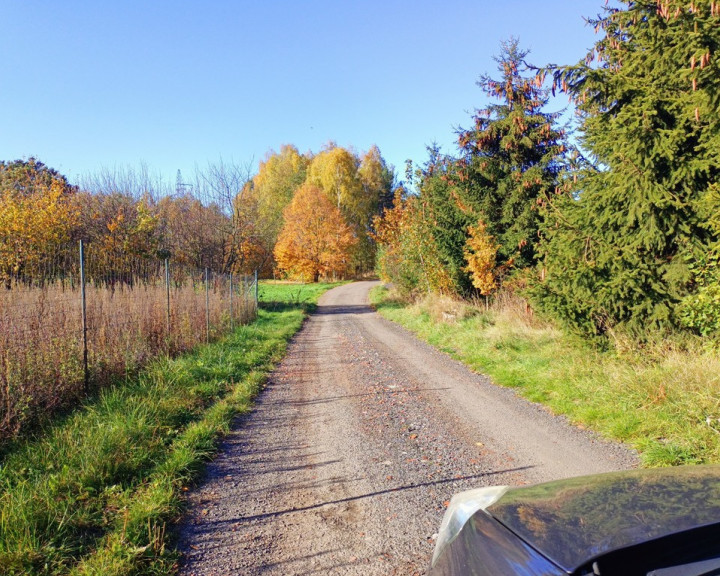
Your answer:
[485,465,720,573]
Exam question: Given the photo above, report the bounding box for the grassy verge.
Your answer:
[370,286,720,468]
[0,281,339,576]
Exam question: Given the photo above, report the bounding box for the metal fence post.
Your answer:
[79,240,89,392]
[205,267,210,343]
[254,269,259,310]
[229,272,234,330]
[165,258,171,337]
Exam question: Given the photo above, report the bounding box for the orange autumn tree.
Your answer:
[274,183,356,282]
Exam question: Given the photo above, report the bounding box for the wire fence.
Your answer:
[0,240,258,446]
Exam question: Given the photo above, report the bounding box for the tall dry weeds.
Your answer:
[0,276,256,446]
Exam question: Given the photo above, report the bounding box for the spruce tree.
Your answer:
[415,145,475,294]
[453,39,566,273]
[535,1,720,336]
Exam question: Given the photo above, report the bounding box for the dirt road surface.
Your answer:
[176,281,638,575]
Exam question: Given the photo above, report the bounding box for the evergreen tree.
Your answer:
[535,1,720,336]
[0,158,76,197]
[453,39,566,274]
[415,145,475,294]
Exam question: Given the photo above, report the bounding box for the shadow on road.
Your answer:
[265,387,452,408]
[314,304,374,316]
[228,466,534,523]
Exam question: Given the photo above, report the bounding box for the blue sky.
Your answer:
[1,1,604,187]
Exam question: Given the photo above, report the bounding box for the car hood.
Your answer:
[485,465,720,573]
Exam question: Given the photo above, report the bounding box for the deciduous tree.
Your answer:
[193,159,255,273]
[307,144,393,274]
[306,144,361,212]
[356,145,395,272]
[0,159,78,286]
[373,188,455,296]
[274,184,356,282]
[154,193,229,271]
[251,145,309,264]
[0,158,76,197]
[464,219,500,296]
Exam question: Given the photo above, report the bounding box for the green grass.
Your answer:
[370,286,720,468]
[258,280,343,313]
[0,281,338,576]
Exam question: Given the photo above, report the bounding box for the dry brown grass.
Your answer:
[0,277,256,445]
[415,292,478,324]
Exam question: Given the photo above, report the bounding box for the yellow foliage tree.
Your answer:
[229,183,266,274]
[251,145,309,255]
[463,219,500,296]
[88,197,161,281]
[0,179,78,285]
[274,184,356,282]
[306,145,361,211]
[358,145,394,212]
[307,143,394,273]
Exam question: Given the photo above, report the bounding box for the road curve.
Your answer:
[176,281,638,575]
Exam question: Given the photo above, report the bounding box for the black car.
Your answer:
[428,465,720,576]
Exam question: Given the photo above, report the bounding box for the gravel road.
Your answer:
[176,281,638,575]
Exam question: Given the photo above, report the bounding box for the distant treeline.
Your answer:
[0,142,394,286]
